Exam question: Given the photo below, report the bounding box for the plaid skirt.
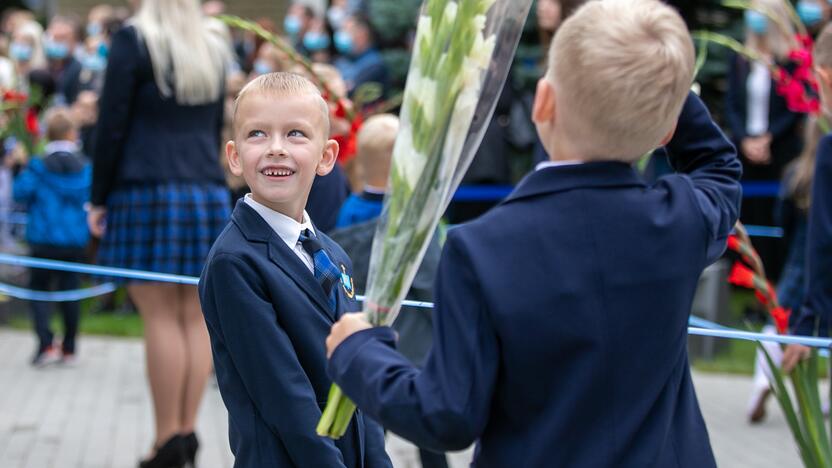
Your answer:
[98,183,231,279]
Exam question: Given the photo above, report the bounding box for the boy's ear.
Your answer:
[316,139,339,176]
[226,140,243,177]
[532,78,556,126]
[659,123,677,147]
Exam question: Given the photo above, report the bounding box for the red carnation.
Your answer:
[727,235,741,253]
[728,262,756,289]
[25,108,39,136]
[771,306,791,334]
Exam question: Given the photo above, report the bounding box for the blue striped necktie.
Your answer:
[298,229,339,312]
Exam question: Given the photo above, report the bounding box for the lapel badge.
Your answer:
[340,264,355,299]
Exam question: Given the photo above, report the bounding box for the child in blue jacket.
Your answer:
[14,106,91,366]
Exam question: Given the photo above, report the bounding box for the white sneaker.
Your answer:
[31,346,61,367]
[60,353,78,367]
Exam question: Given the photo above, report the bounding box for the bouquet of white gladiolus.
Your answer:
[317,0,532,439]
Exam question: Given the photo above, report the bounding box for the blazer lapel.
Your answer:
[266,239,336,322]
[232,201,336,322]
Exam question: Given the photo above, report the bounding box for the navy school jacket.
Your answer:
[327,93,742,467]
[199,201,392,468]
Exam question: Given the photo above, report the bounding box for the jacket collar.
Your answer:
[232,200,336,322]
[502,161,646,205]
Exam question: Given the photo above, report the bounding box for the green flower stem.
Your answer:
[218,15,355,121]
[316,385,356,438]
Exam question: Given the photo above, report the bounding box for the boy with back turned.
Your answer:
[325,1,742,467]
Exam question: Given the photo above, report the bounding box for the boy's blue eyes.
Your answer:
[246,129,307,138]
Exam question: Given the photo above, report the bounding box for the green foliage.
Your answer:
[367,0,423,45]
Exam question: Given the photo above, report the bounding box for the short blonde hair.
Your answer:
[232,72,330,137]
[44,106,77,142]
[816,23,832,68]
[357,114,399,183]
[547,0,694,161]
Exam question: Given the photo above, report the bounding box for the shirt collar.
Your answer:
[44,140,79,155]
[535,159,584,171]
[243,194,315,250]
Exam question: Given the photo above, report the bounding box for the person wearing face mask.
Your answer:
[798,0,832,36]
[44,15,83,105]
[303,15,333,63]
[283,2,315,56]
[333,13,389,98]
[725,2,806,413]
[8,20,47,92]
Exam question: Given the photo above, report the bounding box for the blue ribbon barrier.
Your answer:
[742,225,784,238]
[0,253,826,348]
[0,281,116,301]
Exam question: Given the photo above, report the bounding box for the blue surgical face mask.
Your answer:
[334,30,353,55]
[253,59,272,75]
[303,31,331,51]
[86,22,101,37]
[9,42,33,61]
[44,39,70,60]
[798,1,824,26]
[745,10,769,35]
[83,53,106,71]
[283,16,302,37]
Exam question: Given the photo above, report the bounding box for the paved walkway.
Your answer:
[0,329,808,467]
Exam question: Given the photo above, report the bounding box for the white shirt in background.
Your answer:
[746,60,771,136]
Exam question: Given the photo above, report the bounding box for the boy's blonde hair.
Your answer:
[44,106,77,142]
[232,72,331,138]
[357,114,399,184]
[547,0,694,161]
[815,23,832,68]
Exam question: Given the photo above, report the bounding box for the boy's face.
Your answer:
[226,92,338,221]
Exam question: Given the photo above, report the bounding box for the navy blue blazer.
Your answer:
[792,133,832,336]
[199,201,392,468]
[327,93,742,467]
[91,26,226,206]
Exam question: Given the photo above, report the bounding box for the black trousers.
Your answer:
[29,245,86,354]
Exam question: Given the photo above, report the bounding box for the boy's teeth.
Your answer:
[263,169,293,176]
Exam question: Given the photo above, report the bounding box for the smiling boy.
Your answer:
[198,72,391,468]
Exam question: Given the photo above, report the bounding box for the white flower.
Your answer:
[473,14,487,33]
[407,69,438,125]
[442,2,458,28]
[469,32,496,70]
[391,123,426,190]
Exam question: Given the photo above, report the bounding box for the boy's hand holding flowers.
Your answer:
[326,313,372,358]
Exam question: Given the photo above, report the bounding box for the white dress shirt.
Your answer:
[535,159,584,171]
[244,194,316,273]
[746,60,771,136]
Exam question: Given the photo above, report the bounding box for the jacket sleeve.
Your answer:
[664,92,743,265]
[792,135,832,336]
[12,166,37,205]
[90,27,140,206]
[200,253,349,467]
[328,231,499,452]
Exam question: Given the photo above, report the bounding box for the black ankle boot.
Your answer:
[138,434,186,468]
[183,432,199,467]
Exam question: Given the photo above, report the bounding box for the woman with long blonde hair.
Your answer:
[87,1,232,466]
